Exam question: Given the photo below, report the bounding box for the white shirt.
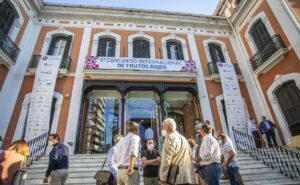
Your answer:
[115,132,140,167]
[107,145,118,178]
[222,142,239,167]
[248,121,259,131]
[145,128,154,140]
[199,134,221,166]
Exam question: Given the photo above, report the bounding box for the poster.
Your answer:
[24,55,61,141]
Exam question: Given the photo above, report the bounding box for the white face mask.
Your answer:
[161,129,168,137]
[217,140,223,145]
[147,144,154,151]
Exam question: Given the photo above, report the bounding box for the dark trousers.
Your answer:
[202,163,221,185]
[251,130,261,148]
[227,166,240,185]
[265,130,278,148]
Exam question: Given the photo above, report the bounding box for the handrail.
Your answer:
[207,62,242,76]
[26,132,49,167]
[28,55,72,71]
[0,29,20,62]
[232,127,300,180]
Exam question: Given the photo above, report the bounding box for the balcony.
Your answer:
[207,62,243,82]
[27,55,71,78]
[250,34,288,76]
[0,29,20,68]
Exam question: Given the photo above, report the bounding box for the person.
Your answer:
[198,124,222,185]
[248,118,261,148]
[0,139,29,185]
[204,120,215,136]
[218,134,240,185]
[141,139,161,185]
[159,118,198,185]
[145,126,154,140]
[107,134,123,185]
[43,133,69,185]
[140,123,146,149]
[259,116,278,148]
[115,121,140,185]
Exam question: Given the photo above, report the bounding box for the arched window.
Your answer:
[250,19,272,51]
[0,0,17,35]
[97,38,116,57]
[47,35,72,58]
[166,40,184,60]
[133,38,150,58]
[208,43,226,63]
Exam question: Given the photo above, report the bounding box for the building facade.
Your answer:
[0,0,299,153]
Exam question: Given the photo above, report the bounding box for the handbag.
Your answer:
[13,170,27,185]
[94,157,114,185]
[166,165,179,185]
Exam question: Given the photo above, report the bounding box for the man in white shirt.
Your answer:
[115,121,140,185]
[198,124,221,185]
[248,118,261,148]
[107,134,123,184]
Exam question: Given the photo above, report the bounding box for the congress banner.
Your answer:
[24,55,61,141]
[85,56,196,73]
[217,62,247,139]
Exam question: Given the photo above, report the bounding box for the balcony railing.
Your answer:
[250,34,287,71]
[0,29,20,63]
[207,62,242,76]
[29,55,72,71]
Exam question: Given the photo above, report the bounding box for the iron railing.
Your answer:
[250,34,287,71]
[207,62,242,76]
[27,132,49,166]
[29,55,72,71]
[232,127,300,180]
[0,29,20,63]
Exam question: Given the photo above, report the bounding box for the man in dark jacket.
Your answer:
[43,133,69,185]
[259,116,278,148]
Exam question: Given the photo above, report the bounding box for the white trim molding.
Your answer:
[91,30,121,57]
[128,31,155,58]
[40,28,75,56]
[203,37,232,64]
[161,34,189,60]
[267,73,300,145]
[12,91,63,142]
[245,11,276,54]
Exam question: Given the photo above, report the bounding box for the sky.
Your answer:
[44,0,220,15]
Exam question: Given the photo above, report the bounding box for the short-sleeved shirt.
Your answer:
[222,143,239,167]
[141,149,160,177]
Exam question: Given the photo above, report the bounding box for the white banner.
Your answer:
[217,62,247,139]
[85,56,196,72]
[24,55,61,141]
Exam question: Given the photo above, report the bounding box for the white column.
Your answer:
[187,33,215,128]
[64,27,92,153]
[0,20,41,139]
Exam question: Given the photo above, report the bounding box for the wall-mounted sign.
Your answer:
[85,56,196,73]
[24,55,61,141]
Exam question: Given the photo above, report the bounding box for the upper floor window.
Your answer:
[133,38,150,58]
[250,19,272,50]
[208,43,226,63]
[47,35,72,58]
[97,38,116,57]
[167,40,184,60]
[0,0,17,35]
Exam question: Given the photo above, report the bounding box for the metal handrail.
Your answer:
[0,29,20,62]
[28,55,72,71]
[26,132,49,167]
[207,62,242,75]
[232,127,300,180]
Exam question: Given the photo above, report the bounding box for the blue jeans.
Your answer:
[202,162,221,185]
[227,166,240,185]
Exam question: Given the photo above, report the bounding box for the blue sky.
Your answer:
[44,0,220,15]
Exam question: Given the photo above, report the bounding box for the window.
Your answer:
[250,19,272,50]
[0,0,17,35]
[208,43,226,63]
[275,81,300,136]
[234,0,241,6]
[48,35,72,58]
[97,38,116,57]
[133,39,150,58]
[167,41,184,60]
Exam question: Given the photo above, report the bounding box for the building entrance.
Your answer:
[76,81,201,154]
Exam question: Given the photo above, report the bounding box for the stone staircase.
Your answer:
[25,151,300,185]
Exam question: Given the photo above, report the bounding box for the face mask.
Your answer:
[217,140,223,145]
[147,144,154,150]
[161,129,167,137]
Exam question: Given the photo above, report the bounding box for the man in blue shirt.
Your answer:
[43,133,69,185]
[259,116,278,148]
[145,126,154,140]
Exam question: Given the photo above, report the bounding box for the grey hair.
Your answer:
[113,134,123,143]
[162,118,177,131]
[128,121,139,132]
